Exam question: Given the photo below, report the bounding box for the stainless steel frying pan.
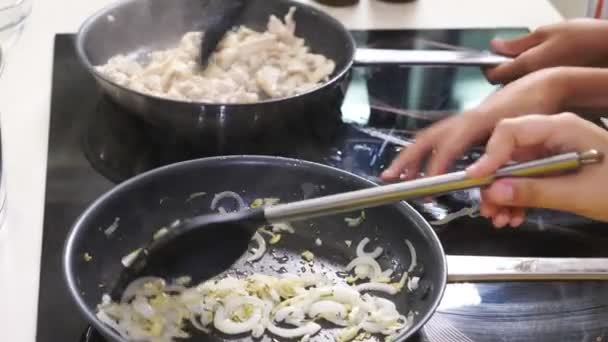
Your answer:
[75,0,510,149]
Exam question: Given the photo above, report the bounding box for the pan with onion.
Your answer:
[64,156,444,342]
[64,155,608,342]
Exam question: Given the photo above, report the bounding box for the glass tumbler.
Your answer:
[0,0,32,51]
[0,0,30,227]
[0,47,5,227]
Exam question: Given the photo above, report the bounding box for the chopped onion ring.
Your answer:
[211,191,247,212]
[346,256,382,280]
[214,305,262,334]
[247,232,266,262]
[405,239,417,273]
[356,237,383,259]
[267,321,321,338]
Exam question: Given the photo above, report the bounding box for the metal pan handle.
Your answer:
[353,48,512,67]
[447,256,608,281]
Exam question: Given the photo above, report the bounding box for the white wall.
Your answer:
[550,0,586,18]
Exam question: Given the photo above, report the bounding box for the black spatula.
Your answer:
[199,1,247,67]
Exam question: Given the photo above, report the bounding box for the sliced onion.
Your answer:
[355,282,398,295]
[405,239,417,273]
[354,264,371,279]
[346,256,382,280]
[344,210,366,227]
[360,321,385,334]
[247,232,266,262]
[252,324,265,338]
[189,317,211,333]
[308,300,348,326]
[271,222,295,234]
[132,296,155,318]
[327,285,361,305]
[373,297,398,313]
[214,305,262,334]
[96,310,129,340]
[407,276,420,291]
[186,191,207,202]
[120,248,142,268]
[104,217,120,237]
[275,306,305,322]
[356,237,383,259]
[211,191,247,212]
[372,269,394,284]
[337,326,360,342]
[267,321,321,338]
[200,310,214,326]
[121,277,165,302]
[224,295,265,314]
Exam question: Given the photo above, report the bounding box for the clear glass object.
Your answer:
[0,0,30,227]
[0,0,32,51]
[0,47,6,227]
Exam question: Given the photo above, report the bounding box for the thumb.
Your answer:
[481,177,574,212]
[490,34,542,57]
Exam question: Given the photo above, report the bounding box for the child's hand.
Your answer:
[381,68,565,181]
[466,113,608,227]
[486,19,608,84]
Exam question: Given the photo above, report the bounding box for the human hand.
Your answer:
[381,68,565,181]
[486,19,608,84]
[466,113,608,228]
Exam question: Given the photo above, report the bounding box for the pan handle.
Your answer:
[447,255,608,282]
[353,48,512,67]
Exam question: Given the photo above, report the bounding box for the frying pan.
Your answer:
[75,0,509,149]
[64,156,608,342]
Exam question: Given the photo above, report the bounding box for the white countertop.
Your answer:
[0,0,561,341]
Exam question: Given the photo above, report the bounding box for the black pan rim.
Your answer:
[63,155,447,342]
[74,0,356,107]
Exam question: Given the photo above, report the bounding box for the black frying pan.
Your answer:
[75,0,508,149]
[64,156,446,342]
[63,155,608,342]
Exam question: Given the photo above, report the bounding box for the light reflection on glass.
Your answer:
[437,283,482,310]
[341,68,370,125]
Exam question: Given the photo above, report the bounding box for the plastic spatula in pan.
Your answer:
[199,1,247,67]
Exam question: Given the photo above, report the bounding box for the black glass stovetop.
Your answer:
[39,30,608,342]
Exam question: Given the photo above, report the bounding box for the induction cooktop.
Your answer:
[38,29,608,342]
